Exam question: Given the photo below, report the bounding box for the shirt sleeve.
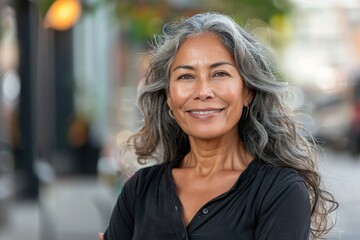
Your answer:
[255,179,311,240]
[103,175,137,240]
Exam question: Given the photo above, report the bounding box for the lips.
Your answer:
[189,109,222,115]
[187,108,224,119]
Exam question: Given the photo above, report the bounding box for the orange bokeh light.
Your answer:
[44,0,82,31]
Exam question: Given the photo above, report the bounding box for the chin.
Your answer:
[184,124,239,141]
[187,130,229,141]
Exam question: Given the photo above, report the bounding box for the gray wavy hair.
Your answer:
[126,12,337,238]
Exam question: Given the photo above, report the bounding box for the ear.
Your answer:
[167,95,173,110]
[243,86,254,106]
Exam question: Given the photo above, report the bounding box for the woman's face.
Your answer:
[167,34,253,140]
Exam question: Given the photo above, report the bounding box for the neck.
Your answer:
[181,132,253,176]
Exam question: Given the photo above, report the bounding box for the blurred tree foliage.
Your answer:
[36,0,293,43]
[217,0,292,23]
[37,0,54,17]
[94,0,292,41]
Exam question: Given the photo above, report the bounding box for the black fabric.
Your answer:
[104,157,311,240]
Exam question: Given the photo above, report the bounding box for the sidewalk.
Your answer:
[0,176,117,240]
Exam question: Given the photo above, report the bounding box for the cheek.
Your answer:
[168,84,191,108]
[220,82,244,104]
[221,84,246,118]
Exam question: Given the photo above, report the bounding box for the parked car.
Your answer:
[311,94,353,150]
[348,79,360,155]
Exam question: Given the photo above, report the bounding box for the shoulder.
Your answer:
[253,159,310,210]
[122,161,170,194]
[112,162,170,218]
[254,159,305,189]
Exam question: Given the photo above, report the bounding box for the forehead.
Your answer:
[172,34,234,64]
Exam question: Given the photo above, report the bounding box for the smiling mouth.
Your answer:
[189,109,222,115]
[187,108,224,118]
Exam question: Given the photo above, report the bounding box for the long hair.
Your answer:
[126,12,337,238]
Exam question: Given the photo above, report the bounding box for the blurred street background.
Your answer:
[0,0,360,239]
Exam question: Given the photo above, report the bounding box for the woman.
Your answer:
[101,12,337,240]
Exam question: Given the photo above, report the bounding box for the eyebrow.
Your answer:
[172,61,235,72]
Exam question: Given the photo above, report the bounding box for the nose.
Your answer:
[194,77,214,101]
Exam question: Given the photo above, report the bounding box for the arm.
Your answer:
[103,178,136,240]
[255,180,311,240]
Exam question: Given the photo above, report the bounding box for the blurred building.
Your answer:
[283,0,360,151]
[2,0,360,239]
[0,0,22,232]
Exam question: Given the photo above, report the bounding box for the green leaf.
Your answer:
[37,0,55,18]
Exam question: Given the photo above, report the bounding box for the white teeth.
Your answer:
[190,110,221,115]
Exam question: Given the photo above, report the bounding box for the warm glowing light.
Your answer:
[44,0,82,31]
[315,66,344,93]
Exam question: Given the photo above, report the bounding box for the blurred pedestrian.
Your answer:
[101,12,338,240]
[67,115,100,174]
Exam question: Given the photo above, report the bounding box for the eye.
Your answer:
[213,71,230,77]
[178,74,194,80]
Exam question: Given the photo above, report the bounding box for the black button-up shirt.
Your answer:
[104,157,311,240]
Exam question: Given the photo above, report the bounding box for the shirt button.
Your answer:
[174,205,178,211]
[202,208,209,215]
[181,232,186,239]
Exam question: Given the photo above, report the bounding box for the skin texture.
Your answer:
[167,34,254,226]
[167,34,252,142]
